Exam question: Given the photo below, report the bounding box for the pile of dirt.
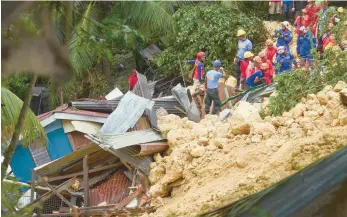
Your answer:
[143,81,347,217]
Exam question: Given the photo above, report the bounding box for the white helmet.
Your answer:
[299,26,307,33]
[278,46,286,54]
[282,21,290,29]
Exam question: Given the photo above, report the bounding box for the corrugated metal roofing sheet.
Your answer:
[100,92,150,135]
[132,72,152,100]
[69,97,186,117]
[89,170,131,206]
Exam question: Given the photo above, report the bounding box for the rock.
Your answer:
[251,134,263,143]
[149,182,169,198]
[236,158,248,168]
[333,81,347,92]
[232,101,262,123]
[229,122,251,135]
[198,137,209,146]
[331,119,339,126]
[288,126,305,138]
[323,85,333,92]
[154,153,165,164]
[156,107,169,117]
[290,103,306,118]
[190,146,206,158]
[212,138,228,149]
[284,118,295,127]
[316,91,328,105]
[271,116,285,127]
[338,109,347,126]
[327,100,340,119]
[340,88,347,106]
[161,171,183,184]
[304,111,320,119]
[225,76,237,87]
[149,165,166,184]
[327,91,340,102]
[192,125,209,138]
[305,100,321,111]
[251,122,276,139]
[299,117,316,131]
[307,94,317,100]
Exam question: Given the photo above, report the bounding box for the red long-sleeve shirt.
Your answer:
[240,59,250,79]
[263,47,277,62]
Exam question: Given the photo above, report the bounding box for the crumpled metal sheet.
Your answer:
[132,72,152,100]
[171,83,190,112]
[187,101,201,123]
[240,83,278,103]
[100,92,150,135]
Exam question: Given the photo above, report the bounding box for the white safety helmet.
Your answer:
[277,46,286,54]
[299,26,307,33]
[282,21,290,29]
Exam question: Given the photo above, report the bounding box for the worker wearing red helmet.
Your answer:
[128,69,138,90]
[186,51,206,113]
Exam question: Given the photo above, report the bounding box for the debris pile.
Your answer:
[144,82,347,217]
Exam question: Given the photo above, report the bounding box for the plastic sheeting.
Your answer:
[240,83,278,103]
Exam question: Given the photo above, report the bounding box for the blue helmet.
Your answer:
[213,60,222,67]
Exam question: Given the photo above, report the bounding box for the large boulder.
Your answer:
[229,118,251,135]
[290,103,306,118]
[232,101,262,123]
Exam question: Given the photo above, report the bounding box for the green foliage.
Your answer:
[153,3,267,79]
[268,50,347,116]
[1,87,46,146]
[2,74,32,100]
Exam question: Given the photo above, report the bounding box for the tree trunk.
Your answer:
[102,59,113,91]
[1,74,38,181]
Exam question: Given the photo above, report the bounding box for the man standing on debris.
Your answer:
[205,60,225,115]
[259,51,275,84]
[269,0,281,21]
[282,0,295,22]
[186,51,206,112]
[262,39,277,63]
[274,21,293,53]
[245,63,269,89]
[128,69,138,90]
[240,51,254,89]
[234,29,252,90]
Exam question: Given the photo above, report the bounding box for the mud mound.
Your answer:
[143,82,347,217]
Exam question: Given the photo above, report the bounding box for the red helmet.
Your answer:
[196,52,205,59]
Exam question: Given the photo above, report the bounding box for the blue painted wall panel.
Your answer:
[44,119,63,134]
[10,145,36,183]
[47,128,73,160]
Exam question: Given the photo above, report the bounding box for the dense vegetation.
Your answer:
[154,3,268,79]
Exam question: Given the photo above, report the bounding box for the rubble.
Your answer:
[144,82,347,217]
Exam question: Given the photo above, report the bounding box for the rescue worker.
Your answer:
[205,60,225,115]
[240,51,254,90]
[282,0,295,22]
[234,29,252,90]
[245,56,262,80]
[305,0,321,26]
[274,21,293,53]
[245,63,269,89]
[187,51,206,112]
[259,51,275,85]
[296,26,317,69]
[293,0,308,18]
[275,46,296,74]
[262,39,277,63]
[269,0,281,21]
[128,69,138,90]
[294,9,309,34]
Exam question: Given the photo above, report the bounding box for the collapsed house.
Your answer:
[7,73,216,216]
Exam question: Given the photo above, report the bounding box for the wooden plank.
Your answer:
[83,154,90,207]
[37,174,77,210]
[17,177,77,213]
[31,171,35,202]
[45,162,123,182]
[114,187,144,209]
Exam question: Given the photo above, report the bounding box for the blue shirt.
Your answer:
[206,69,223,89]
[275,53,295,74]
[283,0,293,5]
[246,70,265,87]
[274,29,292,53]
[237,39,252,59]
[296,31,316,58]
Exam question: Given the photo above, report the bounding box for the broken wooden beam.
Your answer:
[17,177,77,214]
[37,174,78,211]
[44,162,123,182]
[114,187,144,209]
[83,154,90,208]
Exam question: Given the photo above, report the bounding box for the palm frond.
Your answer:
[117,1,179,35]
[1,87,46,146]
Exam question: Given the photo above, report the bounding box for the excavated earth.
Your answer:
[143,81,347,217]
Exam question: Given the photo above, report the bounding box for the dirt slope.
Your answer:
[143,81,347,217]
